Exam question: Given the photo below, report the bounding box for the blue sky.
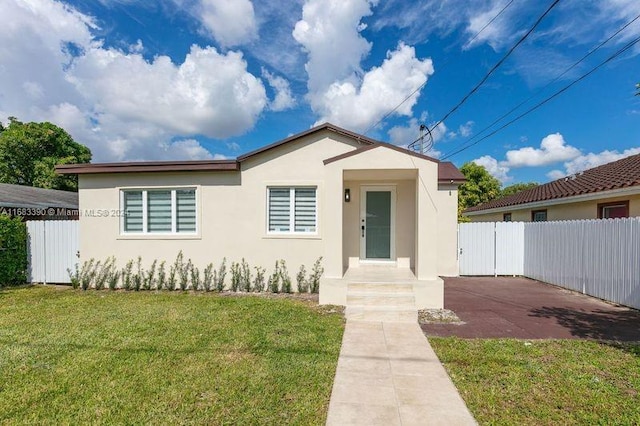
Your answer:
[1,0,639,185]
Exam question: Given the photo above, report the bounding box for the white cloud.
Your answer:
[458,121,474,137]
[473,155,511,183]
[463,0,517,50]
[293,0,433,131]
[160,139,215,160]
[262,68,296,111]
[557,147,640,176]
[293,0,377,94]
[309,43,434,131]
[504,133,581,167]
[196,0,258,47]
[546,169,566,180]
[68,45,266,139]
[0,0,269,162]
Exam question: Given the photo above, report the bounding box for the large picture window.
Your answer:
[268,187,317,234]
[122,188,196,234]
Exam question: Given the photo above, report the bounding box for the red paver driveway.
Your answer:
[422,277,640,341]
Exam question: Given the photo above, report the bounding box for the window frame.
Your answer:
[266,186,318,236]
[503,213,512,222]
[120,187,197,235]
[598,201,629,219]
[531,209,547,222]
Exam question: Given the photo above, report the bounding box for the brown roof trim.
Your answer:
[237,122,378,162]
[323,143,439,165]
[56,160,239,175]
[438,162,467,183]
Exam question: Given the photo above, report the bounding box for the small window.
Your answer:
[268,187,317,234]
[503,213,512,222]
[531,209,547,222]
[122,188,197,234]
[598,201,629,219]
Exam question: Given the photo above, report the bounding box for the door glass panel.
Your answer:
[366,191,391,259]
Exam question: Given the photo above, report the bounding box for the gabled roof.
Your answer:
[237,122,378,161]
[55,122,465,184]
[0,183,78,209]
[322,142,465,183]
[465,152,640,213]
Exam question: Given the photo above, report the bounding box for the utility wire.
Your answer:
[407,0,562,151]
[361,0,516,137]
[441,34,640,160]
[441,11,640,159]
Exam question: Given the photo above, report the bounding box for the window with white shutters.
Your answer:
[122,188,197,234]
[268,187,317,234]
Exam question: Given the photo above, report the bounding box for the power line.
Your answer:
[441,11,640,159]
[407,0,562,151]
[441,34,640,160]
[361,0,516,137]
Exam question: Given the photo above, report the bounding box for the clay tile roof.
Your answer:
[465,152,640,213]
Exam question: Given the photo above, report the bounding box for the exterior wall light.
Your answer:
[344,188,351,202]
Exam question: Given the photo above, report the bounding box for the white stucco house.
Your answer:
[57,123,464,309]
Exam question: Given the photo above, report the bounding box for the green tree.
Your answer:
[501,182,538,197]
[458,162,501,222]
[0,117,91,191]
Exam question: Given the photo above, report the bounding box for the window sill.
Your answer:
[117,234,202,241]
[263,233,322,240]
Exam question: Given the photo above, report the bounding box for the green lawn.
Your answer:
[430,338,640,425]
[0,286,344,424]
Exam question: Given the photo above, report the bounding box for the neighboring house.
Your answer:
[465,152,640,222]
[56,123,465,308]
[0,183,79,220]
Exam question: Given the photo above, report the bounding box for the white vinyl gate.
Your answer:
[458,222,524,276]
[27,221,79,283]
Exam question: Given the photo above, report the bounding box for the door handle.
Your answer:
[361,225,365,237]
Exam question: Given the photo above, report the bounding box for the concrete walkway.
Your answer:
[326,320,476,426]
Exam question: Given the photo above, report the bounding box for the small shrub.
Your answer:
[122,260,134,290]
[240,258,252,292]
[203,263,214,292]
[179,259,191,291]
[268,261,280,293]
[0,214,27,287]
[107,266,120,290]
[190,262,201,291]
[230,262,240,292]
[309,257,324,293]
[144,260,157,291]
[296,265,308,293]
[166,265,177,291]
[279,260,292,293]
[253,266,266,292]
[68,263,80,290]
[157,261,166,290]
[133,257,143,291]
[214,258,227,292]
[95,257,118,290]
[80,258,97,290]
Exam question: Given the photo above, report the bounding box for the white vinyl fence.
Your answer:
[27,220,79,283]
[458,221,524,276]
[459,218,640,310]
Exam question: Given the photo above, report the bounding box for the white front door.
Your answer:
[360,186,396,261]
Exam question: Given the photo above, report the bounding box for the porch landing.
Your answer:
[319,264,444,318]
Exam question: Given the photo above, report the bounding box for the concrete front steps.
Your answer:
[345,282,418,323]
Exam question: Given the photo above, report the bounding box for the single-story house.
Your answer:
[465,152,640,222]
[0,183,79,220]
[56,123,465,308]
